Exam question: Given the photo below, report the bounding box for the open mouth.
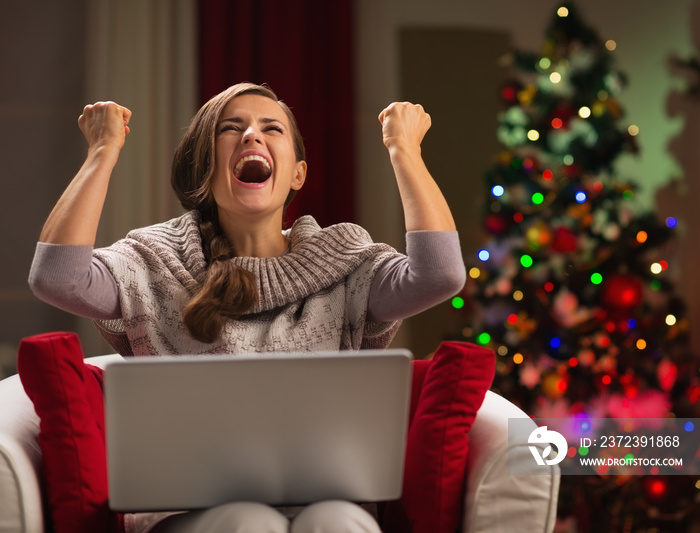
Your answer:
[233,154,272,184]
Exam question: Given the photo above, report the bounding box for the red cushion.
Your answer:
[381,341,496,533]
[17,332,122,533]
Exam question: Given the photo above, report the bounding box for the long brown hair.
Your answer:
[171,83,306,343]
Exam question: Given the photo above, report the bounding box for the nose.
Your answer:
[242,126,262,145]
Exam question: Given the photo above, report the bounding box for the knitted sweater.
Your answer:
[92,211,403,356]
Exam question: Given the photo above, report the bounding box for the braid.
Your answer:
[182,213,259,343]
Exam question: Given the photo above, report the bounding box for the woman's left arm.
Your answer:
[378,102,456,232]
[367,102,465,322]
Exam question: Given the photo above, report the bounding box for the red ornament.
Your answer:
[619,373,639,398]
[542,372,567,398]
[549,105,578,129]
[562,162,583,178]
[551,227,578,252]
[643,478,668,500]
[657,359,678,392]
[485,213,511,235]
[600,274,643,310]
[522,157,538,173]
[500,81,522,105]
[687,384,700,403]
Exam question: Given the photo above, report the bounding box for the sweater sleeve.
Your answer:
[28,242,122,320]
[367,231,466,322]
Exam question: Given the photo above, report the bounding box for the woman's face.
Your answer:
[210,94,306,222]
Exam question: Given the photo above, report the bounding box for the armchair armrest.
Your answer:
[463,391,560,533]
[0,354,121,533]
[0,373,45,533]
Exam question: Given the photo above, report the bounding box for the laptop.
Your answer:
[103,350,412,512]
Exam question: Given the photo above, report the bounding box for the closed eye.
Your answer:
[216,118,285,135]
[218,123,242,134]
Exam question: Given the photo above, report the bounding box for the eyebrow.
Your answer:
[217,116,284,126]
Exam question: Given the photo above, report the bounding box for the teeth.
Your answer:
[234,154,271,177]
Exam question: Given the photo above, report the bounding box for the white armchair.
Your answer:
[0,354,559,533]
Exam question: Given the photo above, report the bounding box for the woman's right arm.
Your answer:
[40,102,131,245]
[29,244,121,320]
[29,102,130,319]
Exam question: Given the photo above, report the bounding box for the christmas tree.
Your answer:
[453,3,700,530]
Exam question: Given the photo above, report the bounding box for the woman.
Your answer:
[29,83,466,532]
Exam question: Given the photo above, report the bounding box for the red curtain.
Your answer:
[198,0,356,228]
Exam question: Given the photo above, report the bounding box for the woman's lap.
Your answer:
[143,500,381,533]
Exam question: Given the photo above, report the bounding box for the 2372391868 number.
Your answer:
[599,435,680,448]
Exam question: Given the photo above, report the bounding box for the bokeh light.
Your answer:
[477,332,491,345]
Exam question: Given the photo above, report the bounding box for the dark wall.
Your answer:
[399,27,510,357]
[0,1,87,377]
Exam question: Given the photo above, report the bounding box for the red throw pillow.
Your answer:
[17,332,123,533]
[381,341,496,533]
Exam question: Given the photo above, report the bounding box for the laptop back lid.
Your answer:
[104,350,412,512]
